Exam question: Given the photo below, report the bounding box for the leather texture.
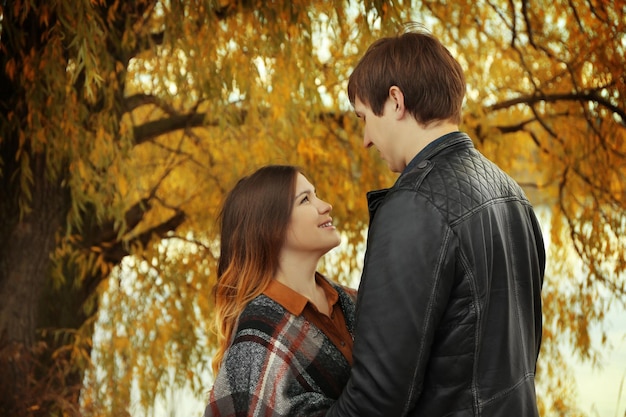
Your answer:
[326,132,545,417]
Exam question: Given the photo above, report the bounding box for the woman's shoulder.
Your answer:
[231,296,313,355]
[242,293,283,313]
[237,295,286,329]
[337,284,357,301]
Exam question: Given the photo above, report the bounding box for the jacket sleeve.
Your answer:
[326,190,457,416]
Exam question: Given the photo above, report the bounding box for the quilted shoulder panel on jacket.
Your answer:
[401,148,528,224]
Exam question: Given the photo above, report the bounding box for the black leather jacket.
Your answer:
[326,132,545,416]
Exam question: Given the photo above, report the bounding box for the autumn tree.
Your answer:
[0,1,624,416]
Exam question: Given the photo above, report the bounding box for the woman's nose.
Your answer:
[318,199,332,213]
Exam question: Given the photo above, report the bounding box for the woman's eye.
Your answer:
[301,196,309,203]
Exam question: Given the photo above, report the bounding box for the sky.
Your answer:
[573,303,626,417]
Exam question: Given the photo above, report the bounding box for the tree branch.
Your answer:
[103,209,187,264]
[489,91,626,124]
[132,107,250,145]
[124,93,180,114]
[80,209,187,301]
[133,113,214,145]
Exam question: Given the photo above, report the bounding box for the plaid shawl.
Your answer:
[204,281,356,417]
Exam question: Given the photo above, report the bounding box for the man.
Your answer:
[326,29,545,416]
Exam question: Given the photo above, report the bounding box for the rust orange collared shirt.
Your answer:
[263,274,354,365]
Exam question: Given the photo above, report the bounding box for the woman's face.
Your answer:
[282,173,341,256]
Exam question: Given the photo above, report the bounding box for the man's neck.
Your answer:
[402,120,459,168]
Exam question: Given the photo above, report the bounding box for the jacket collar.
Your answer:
[402,131,474,176]
[366,131,474,219]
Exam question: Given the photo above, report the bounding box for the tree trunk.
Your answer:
[0,153,79,416]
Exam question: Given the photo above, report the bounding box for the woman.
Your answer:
[204,165,356,417]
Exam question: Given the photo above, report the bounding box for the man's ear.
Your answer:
[389,86,405,119]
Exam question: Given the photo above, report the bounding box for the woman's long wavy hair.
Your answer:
[212,165,300,375]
